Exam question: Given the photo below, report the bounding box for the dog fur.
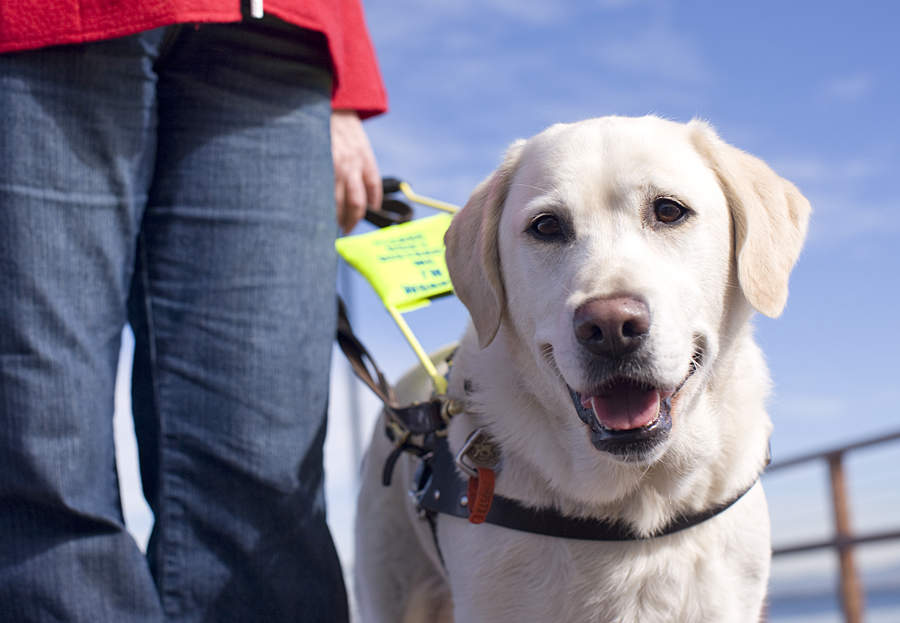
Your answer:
[354,116,811,623]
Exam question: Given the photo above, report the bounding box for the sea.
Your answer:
[768,589,900,623]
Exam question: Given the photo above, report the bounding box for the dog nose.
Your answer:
[573,297,650,357]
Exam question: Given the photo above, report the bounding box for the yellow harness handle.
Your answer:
[336,182,460,395]
[397,181,460,214]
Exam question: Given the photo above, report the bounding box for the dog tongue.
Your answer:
[580,380,663,431]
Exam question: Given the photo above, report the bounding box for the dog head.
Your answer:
[446,116,810,469]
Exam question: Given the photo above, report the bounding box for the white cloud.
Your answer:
[799,192,897,247]
[768,156,830,184]
[594,0,657,8]
[762,153,896,247]
[366,0,566,36]
[597,28,711,84]
[772,391,847,421]
[482,0,571,24]
[771,154,885,186]
[825,73,874,101]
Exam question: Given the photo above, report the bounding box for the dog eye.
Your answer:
[528,214,565,240]
[653,199,689,224]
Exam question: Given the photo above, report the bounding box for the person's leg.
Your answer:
[128,18,348,622]
[0,34,166,622]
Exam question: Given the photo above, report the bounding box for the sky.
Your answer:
[113,0,900,618]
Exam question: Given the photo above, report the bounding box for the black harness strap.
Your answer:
[416,436,756,541]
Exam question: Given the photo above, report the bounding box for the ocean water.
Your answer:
[768,589,900,623]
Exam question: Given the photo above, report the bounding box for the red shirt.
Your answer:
[0,0,387,118]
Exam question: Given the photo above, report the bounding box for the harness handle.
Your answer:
[364,197,413,228]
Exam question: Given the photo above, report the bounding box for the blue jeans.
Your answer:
[0,17,347,623]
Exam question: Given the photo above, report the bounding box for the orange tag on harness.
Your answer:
[466,467,495,524]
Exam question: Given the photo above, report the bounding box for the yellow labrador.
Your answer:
[355,116,810,623]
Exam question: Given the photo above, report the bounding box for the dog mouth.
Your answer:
[575,380,674,431]
[566,354,700,459]
[567,381,674,457]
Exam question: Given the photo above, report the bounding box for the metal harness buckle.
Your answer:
[454,427,502,478]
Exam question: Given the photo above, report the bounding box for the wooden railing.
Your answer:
[767,428,900,623]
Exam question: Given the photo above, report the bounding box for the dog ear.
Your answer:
[689,121,811,318]
[445,141,525,348]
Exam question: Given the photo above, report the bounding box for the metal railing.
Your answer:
[767,428,900,623]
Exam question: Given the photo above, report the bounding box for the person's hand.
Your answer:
[331,109,382,233]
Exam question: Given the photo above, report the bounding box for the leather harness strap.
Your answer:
[415,435,756,541]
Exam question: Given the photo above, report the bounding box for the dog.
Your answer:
[354,116,810,622]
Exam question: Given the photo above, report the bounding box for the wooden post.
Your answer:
[828,452,864,623]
